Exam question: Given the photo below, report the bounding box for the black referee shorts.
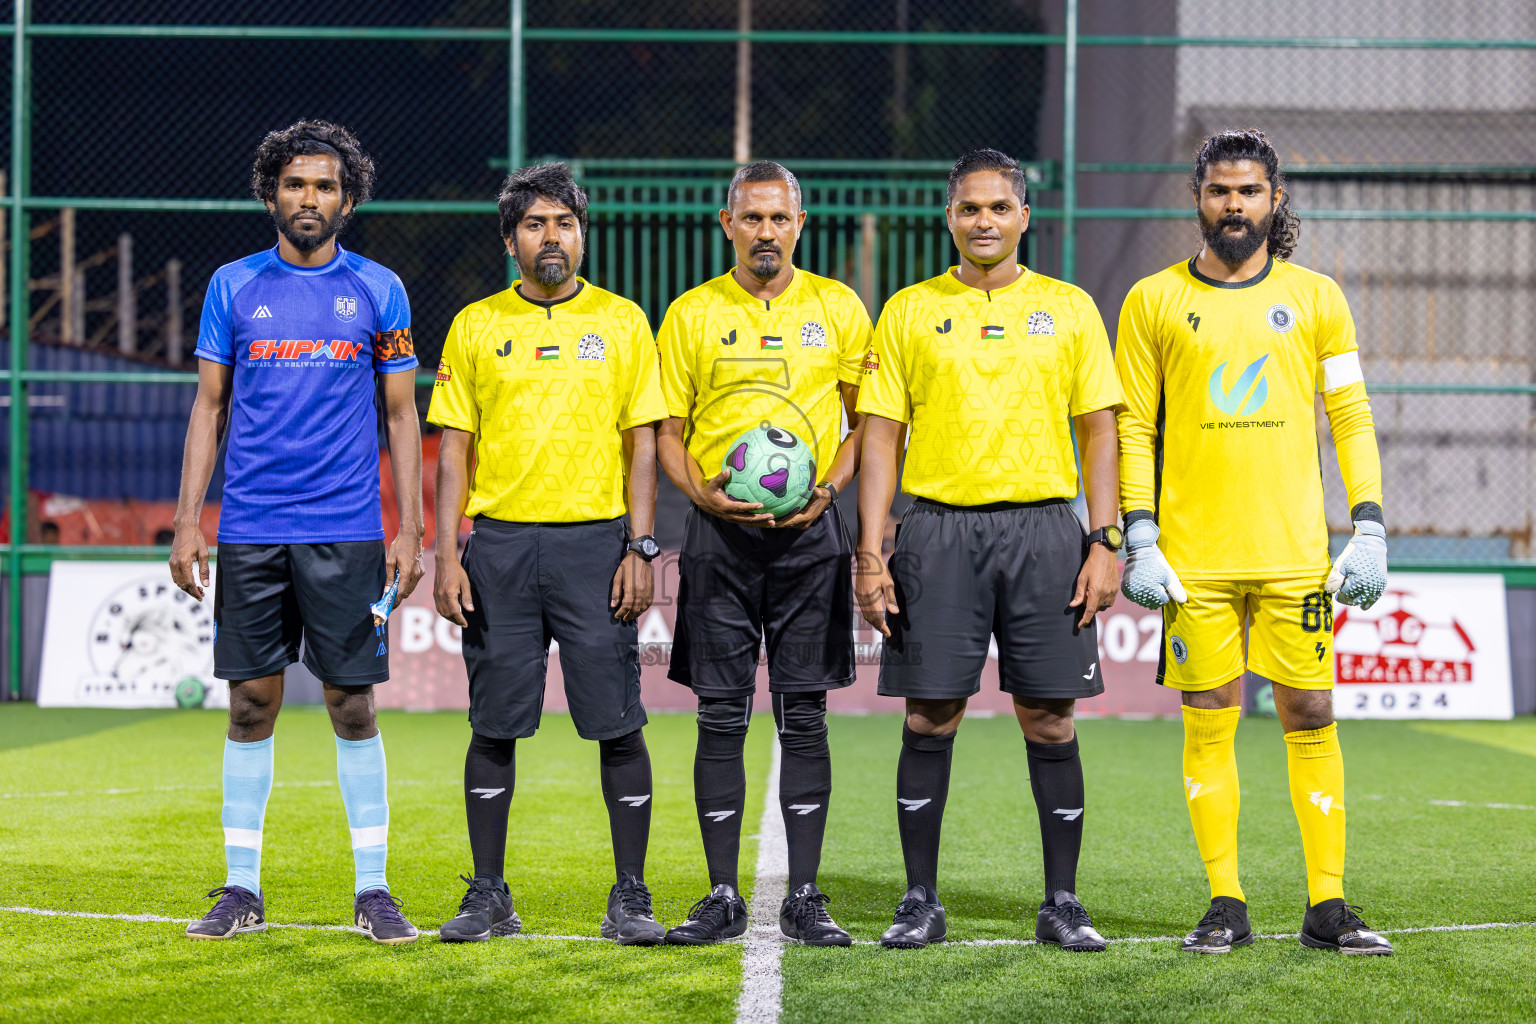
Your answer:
[213,541,389,685]
[668,501,855,698]
[878,498,1104,702]
[460,516,645,741]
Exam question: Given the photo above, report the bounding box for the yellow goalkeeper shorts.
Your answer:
[1157,574,1335,692]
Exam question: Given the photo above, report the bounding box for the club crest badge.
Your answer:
[1026,310,1056,336]
[1170,634,1189,665]
[800,321,828,348]
[577,333,606,361]
[334,295,358,322]
[1266,303,1297,333]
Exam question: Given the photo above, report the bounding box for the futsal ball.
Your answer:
[721,423,816,519]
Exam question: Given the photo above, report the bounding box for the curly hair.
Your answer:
[1190,128,1300,261]
[250,120,376,208]
[497,162,588,241]
[947,148,1028,208]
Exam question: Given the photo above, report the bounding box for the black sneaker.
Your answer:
[600,873,666,946]
[185,885,266,940]
[1181,896,1254,954]
[439,875,522,942]
[664,884,749,945]
[780,882,851,946]
[353,888,419,945]
[1035,890,1107,952]
[880,885,946,949]
[1300,899,1393,955]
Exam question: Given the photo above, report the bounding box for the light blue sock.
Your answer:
[336,733,389,895]
[222,736,274,894]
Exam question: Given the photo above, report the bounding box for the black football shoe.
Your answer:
[601,873,666,946]
[1035,890,1107,952]
[1181,896,1254,954]
[354,888,418,945]
[664,884,749,945]
[1299,899,1393,955]
[780,882,851,946]
[880,885,947,949]
[185,885,266,940]
[440,874,522,942]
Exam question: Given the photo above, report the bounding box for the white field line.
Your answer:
[0,904,1530,948]
[735,739,787,1024]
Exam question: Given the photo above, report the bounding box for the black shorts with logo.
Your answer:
[668,501,855,698]
[213,541,389,685]
[878,498,1104,701]
[460,516,645,741]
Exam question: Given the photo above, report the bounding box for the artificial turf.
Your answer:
[1,707,1533,1023]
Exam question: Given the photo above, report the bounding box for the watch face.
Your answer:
[634,537,659,558]
[1106,525,1124,549]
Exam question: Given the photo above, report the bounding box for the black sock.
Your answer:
[464,732,516,884]
[1026,735,1085,898]
[598,729,652,882]
[694,695,751,890]
[896,724,954,897]
[774,692,831,891]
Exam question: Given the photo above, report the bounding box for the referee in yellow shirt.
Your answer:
[856,149,1123,951]
[1116,129,1392,955]
[426,163,669,946]
[657,161,871,947]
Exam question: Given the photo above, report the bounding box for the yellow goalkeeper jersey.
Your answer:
[658,269,870,481]
[1116,256,1379,579]
[857,266,1122,505]
[426,280,667,523]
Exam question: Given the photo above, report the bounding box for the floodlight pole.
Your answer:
[733,0,752,164]
[7,0,29,700]
[507,0,524,288]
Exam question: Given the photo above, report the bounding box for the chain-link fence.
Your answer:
[1,1,1533,691]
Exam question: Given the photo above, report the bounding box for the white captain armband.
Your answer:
[1320,351,1364,393]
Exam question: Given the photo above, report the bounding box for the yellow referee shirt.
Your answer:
[1116,256,1380,579]
[658,269,870,480]
[426,279,667,523]
[857,267,1122,505]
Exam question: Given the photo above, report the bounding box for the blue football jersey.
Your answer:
[195,245,417,544]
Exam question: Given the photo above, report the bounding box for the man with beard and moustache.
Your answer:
[1115,128,1392,956]
[173,120,424,944]
[427,162,671,945]
[656,161,870,946]
[855,148,1122,952]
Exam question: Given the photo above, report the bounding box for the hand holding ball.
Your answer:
[721,423,816,520]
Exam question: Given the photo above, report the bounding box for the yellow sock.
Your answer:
[1285,723,1347,905]
[1181,706,1243,900]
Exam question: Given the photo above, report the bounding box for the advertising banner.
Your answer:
[1332,572,1512,720]
[38,561,228,709]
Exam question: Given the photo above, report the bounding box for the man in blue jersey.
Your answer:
[170,120,424,944]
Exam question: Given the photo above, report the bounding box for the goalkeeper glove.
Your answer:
[1121,519,1186,609]
[1326,519,1388,609]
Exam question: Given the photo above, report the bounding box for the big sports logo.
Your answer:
[247,339,366,362]
[1333,587,1476,684]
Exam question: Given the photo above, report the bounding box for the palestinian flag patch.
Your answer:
[981,325,1005,341]
[535,345,560,361]
[760,335,784,350]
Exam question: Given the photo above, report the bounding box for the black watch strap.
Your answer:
[822,482,838,502]
[627,535,660,562]
[1087,525,1124,552]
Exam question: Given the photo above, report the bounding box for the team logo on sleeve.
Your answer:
[577,333,606,361]
[1266,303,1297,333]
[863,351,880,374]
[1026,311,1056,336]
[799,322,827,348]
[334,295,358,322]
[434,361,452,386]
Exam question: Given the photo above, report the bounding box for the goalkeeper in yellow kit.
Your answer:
[1115,129,1392,956]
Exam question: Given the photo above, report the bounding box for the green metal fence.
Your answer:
[3,0,1535,696]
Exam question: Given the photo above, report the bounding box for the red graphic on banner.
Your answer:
[1334,589,1475,685]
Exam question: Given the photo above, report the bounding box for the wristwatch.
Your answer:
[1087,525,1124,552]
[626,535,660,562]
